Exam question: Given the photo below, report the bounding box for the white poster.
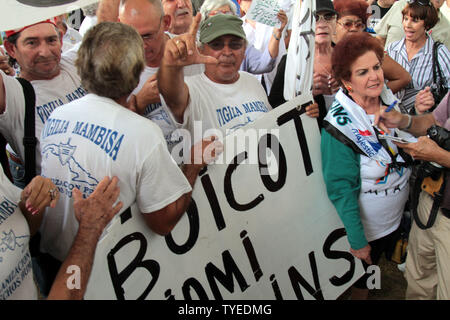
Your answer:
[246,0,281,28]
[0,0,98,31]
[284,0,316,101]
[84,95,364,300]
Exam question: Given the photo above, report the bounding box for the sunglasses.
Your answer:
[337,20,365,30]
[207,40,245,51]
[314,12,336,23]
[407,0,432,6]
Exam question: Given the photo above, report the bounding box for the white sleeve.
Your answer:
[136,141,191,214]
[62,42,81,65]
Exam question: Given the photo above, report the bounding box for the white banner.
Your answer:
[0,0,98,31]
[284,0,316,101]
[84,95,364,300]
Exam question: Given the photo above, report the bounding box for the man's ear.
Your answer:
[3,40,17,59]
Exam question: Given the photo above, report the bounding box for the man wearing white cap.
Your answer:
[0,19,86,177]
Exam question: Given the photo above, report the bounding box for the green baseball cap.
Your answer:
[199,14,246,44]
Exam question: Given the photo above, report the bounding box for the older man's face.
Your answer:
[200,35,246,84]
[161,0,193,35]
[119,1,169,67]
[7,23,62,81]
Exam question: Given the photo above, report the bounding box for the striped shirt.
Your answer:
[387,35,450,114]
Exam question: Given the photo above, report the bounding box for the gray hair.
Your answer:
[199,0,238,21]
[76,21,145,99]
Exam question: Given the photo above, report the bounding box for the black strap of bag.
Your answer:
[16,77,37,185]
[411,166,447,230]
[16,78,40,257]
[432,41,443,87]
[431,41,448,110]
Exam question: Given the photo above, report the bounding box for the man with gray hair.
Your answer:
[158,13,272,140]
[97,0,202,150]
[39,21,216,277]
[161,0,194,35]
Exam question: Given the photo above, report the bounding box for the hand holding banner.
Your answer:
[246,0,281,28]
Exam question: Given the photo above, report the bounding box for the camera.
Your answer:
[420,125,450,180]
[427,125,450,151]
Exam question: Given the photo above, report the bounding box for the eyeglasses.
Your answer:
[207,40,245,51]
[407,0,432,6]
[337,20,365,30]
[140,17,163,43]
[314,12,336,23]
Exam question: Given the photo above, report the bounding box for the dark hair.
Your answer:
[332,32,384,85]
[5,33,20,68]
[333,0,371,25]
[402,2,439,31]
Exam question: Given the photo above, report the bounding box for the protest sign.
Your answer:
[246,0,281,27]
[84,95,365,300]
[284,0,316,101]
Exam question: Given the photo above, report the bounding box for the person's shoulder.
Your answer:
[387,38,405,51]
[238,70,262,82]
[392,0,407,10]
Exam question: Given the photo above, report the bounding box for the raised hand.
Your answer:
[163,13,218,67]
[275,10,288,32]
[414,87,435,114]
[313,72,333,96]
[135,73,160,113]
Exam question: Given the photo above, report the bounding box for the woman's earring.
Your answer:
[346,85,353,92]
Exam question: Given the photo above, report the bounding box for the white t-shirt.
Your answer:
[0,52,86,174]
[131,66,182,151]
[62,27,83,53]
[182,71,271,140]
[39,94,192,261]
[359,153,410,242]
[0,167,37,300]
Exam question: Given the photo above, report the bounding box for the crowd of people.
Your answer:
[0,0,449,300]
